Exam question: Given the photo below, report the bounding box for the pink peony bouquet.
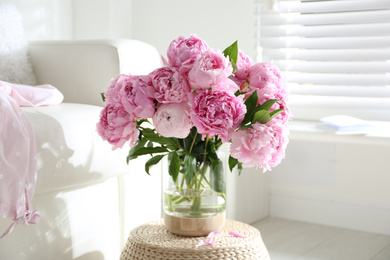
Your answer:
[97,35,290,187]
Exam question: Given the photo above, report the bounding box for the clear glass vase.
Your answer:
[162,153,226,236]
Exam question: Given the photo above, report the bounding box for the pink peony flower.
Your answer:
[188,48,233,91]
[118,75,156,119]
[230,49,253,90]
[190,89,246,142]
[212,78,239,93]
[97,105,139,150]
[166,34,209,73]
[245,62,291,126]
[267,97,292,126]
[271,123,289,170]
[247,61,288,105]
[150,66,190,104]
[105,74,132,106]
[230,122,289,171]
[234,49,253,81]
[152,102,192,138]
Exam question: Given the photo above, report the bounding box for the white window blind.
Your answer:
[257,0,390,120]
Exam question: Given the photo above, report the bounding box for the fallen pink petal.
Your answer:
[228,231,245,238]
[207,238,216,246]
[195,237,217,247]
[207,231,220,238]
[195,240,210,247]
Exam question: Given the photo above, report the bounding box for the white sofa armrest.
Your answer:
[28,39,161,106]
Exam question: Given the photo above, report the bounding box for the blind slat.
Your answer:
[261,23,390,37]
[273,61,390,74]
[261,36,390,49]
[263,49,390,61]
[260,10,390,26]
[289,84,390,98]
[275,0,390,14]
[282,72,390,86]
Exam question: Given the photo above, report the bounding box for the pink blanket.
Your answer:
[0,80,63,238]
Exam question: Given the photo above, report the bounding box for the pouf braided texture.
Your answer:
[120,219,270,260]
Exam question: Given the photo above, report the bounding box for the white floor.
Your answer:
[253,217,390,260]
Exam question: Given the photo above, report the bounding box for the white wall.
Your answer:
[130,0,257,60]
[71,0,257,60]
[5,0,257,60]
[270,139,390,235]
[72,0,132,39]
[2,0,72,40]
[4,0,132,40]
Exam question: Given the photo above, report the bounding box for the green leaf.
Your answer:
[100,92,105,102]
[241,95,283,127]
[245,90,259,110]
[136,119,151,127]
[237,162,243,176]
[241,91,261,127]
[259,99,280,112]
[269,109,284,120]
[231,59,238,75]
[210,159,226,193]
[206,142,219,162]
[228,155,239,172]
[126,140,146,163]
[177,148,186,157]
[168,152,180,182]
[228,155,243,175]
[252,110,270,124]
[223,40,239,65]
[234,90,247,97]
[192,142,205,161]
[142,131,179,148]
[128,146,168,160]
[209,157,219,169]
[145,154,165,175]
[184,154,197,186]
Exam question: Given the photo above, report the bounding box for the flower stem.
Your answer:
[203,135,209,164]
[215,140,222,149]
[180,173,185,189]
[189,132,198,154]
[190,135,210,212]
[166,194,173,212]
[173,196,191,204]
[197,135,210,189]
[137,126,155,133]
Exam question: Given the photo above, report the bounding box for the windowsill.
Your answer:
[288,94,390,122]
[288,120,390,146]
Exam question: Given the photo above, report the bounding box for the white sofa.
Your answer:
[0,39,162,260]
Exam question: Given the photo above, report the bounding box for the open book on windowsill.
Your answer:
[317,115,375,135]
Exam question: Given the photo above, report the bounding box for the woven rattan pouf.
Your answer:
[120,219,270,260]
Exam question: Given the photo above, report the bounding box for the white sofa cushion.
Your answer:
[29,40,161,106]
[22,103,132,194]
